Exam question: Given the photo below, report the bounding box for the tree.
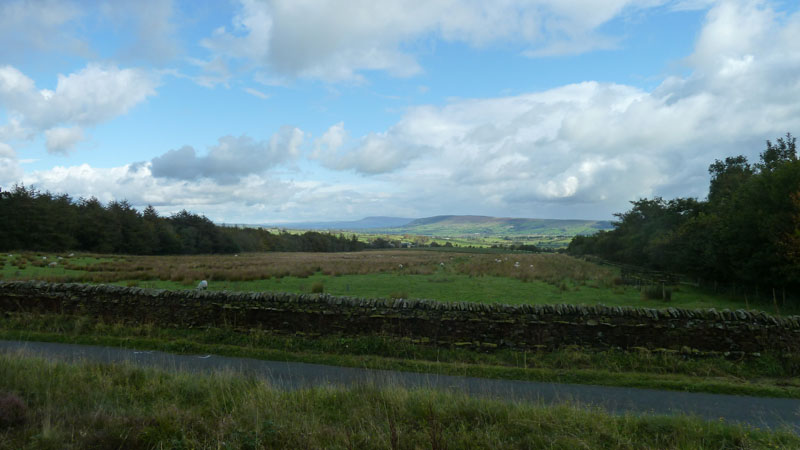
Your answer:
[759,133,797,172]
[568,133,799,296]
[708,155,754,207]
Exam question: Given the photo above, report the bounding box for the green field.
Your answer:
[0,352,797,449]
[271,214,612,235]
[106,273,765,312]
[263,214,613,248]
[0,250,789,313]
[385,215,612,237]
[262,227,576,248]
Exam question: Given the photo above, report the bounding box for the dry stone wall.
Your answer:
[1,281,799,355]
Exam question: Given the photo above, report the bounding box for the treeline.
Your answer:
[0,186,365,254]
[568,134,799,292]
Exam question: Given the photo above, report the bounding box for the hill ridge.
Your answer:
[262,214,613,238]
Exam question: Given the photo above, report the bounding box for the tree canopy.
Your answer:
[0,187,366,255]
[568,134,799,291]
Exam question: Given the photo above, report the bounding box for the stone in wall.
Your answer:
[0,280,798,354]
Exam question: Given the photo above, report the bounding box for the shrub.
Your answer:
[310,281,324,294]
[0,393,28,428]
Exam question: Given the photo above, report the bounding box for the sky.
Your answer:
[1,0,799,224]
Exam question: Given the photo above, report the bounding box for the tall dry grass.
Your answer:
[3,250,616,287]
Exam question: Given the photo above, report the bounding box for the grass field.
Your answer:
[258,227,576,248]
[2,249,799,403]
[0,352,797,449]
[0,250,785,313]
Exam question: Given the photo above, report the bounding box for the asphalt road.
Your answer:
[1,339,798,431]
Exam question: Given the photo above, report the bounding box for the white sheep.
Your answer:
[197,280,208,290]
[48,262,57,268]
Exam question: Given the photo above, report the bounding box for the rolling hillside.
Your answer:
[265,216,414,230]
[387,215,613,237]
[265,215,613,238]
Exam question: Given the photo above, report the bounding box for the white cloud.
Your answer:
[311,0,800,218]
[150,128,304,183]
[243,87,271,99]
[312,122,429,174]
[18,160,393,223]
[0,63,159,154]
[23,162,251,210]
[10,0,800,223]
[37,64,158,127]
[689,0,775,72]
[200,0,689,82]
[669,0,718,11]
[0,119,28,141]
[0,143,14,159]
[314,122,347,157]
[0,0,180,66]
[326,133,417,174]
[44,126,85,154]
[0,142,22,186]
[0,0,88,61]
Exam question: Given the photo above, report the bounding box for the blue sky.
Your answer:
[1,0,799,223]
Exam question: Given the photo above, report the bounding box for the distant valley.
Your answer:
[263,215,613,238]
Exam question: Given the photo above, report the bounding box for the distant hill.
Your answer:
[390,215,613,237]
[265,216,415,230]
[266,215,613,237]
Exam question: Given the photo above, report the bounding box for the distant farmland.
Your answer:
[383,215,613,237]
[257,215,614,248]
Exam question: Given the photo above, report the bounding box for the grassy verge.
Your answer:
[0,352,797,449]
[3,313,800,399]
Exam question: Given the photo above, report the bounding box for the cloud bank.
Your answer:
[198,0,690,83]
[150,128,304,183]
[7,0,800,223]
[0,64,158,154]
